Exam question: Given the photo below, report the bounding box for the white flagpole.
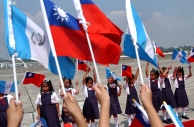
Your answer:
[121,63,122,78]
[12,54,19,102]
[39,0,66,96]
[130,59,136,66]
[76,59,78,80]
[126,0,144,84]
[132,99,149,119]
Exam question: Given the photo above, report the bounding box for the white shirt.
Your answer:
[147,75,161,89]
[160,74,174,88]
[3,94,13,105]
[82,85,96,98]
[104,84,120,93]
[35,92,60,105]
[123,81,137,95]
[173,75,188,88]
[59,88,76,97]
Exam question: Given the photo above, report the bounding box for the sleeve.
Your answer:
[168,74,174,80]
[82,85,88,97]
[35,93,41,105]
[123,82,130,95]
[51,92,60,103]
[160,78,165,88]
[117,86,120,93]
[6,94,13,105]
[184,75,188,81]
[71,88,76,97]
[158,77,161,89]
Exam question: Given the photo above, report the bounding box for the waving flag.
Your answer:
[78,60,90,72]
[181,50,190,65]
[124,0,158,68]
[106,68,121,81]
[172,49,187,64]
[3,0,75,79]
[187,52,194,63]
[22,72,45,87]
[0,80,19,94]
[30,118,48,127]
[154,42,164,58]
[122,64,132,78]
[42,0,121,65]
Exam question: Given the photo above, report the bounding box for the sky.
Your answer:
[0,0,194,59]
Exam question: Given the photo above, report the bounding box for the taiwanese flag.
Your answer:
[78,60,90,72]
[122,64,132,78]
[131,108,151,127]
[155,43,164,58]
[187,52,194,63]
[43,0,122,64]
[22,72,45,87]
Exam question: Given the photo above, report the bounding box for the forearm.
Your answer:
[82,73,87,84]
[76,85,79,94]
[98,103,110,127]
[56,103,60,114]
[188,68,192,78]
[117,89,122,96]
[145,63,149,77]
[72,111,87,127]
[93,72,97,83]
[37,105,40,116]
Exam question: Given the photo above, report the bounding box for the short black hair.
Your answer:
[177,66,184,78]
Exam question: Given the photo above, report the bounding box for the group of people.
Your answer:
[0,63,192,127]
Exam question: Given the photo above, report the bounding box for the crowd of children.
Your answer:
[0,64,192,127]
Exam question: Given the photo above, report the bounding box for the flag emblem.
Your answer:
[31,32,45,46]
[53,5,69,22]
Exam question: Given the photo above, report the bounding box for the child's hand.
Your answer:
[75,80,79,86]
[175,66,179,71]
[168,66,172,70]
[36,115,40,120]
[147,62,149,65]
[93,84,110,107]
[139,84,152,109]
[7,97,24,127]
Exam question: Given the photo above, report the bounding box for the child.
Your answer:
[145,63,164,113]
[35,79,61,127]
[82,68,99,127]
[0,93,13,127]
[160,66,177,124]
[59,77,79,127]
[123,68,140,127]
[105,73,122,127]
[173,66,192,119]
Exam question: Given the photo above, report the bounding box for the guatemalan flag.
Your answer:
[124,0,158,68]
[42,0,122,65]
[22,72,45,87]
[181,50,190,65]
[122,64,132,78]
[172,49,187,64]
[77,59,90,72]
[3,0,75,79]
[0,80,19,94]
[106,68,121,81]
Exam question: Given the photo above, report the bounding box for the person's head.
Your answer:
[85,76,93,88]
[150,68,159,80]
[40,79,54,93]
[162,67,168,78]
[107,77,114,84]
[128,74,135,84]
[62,77,73,88]
[176,66,184,77]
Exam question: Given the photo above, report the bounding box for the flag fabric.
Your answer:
[73,0,123,45]
[172,49,187,64]
[154,42,164,58]
[78,60,90,72]
[122,64,132,78]
[130,107,150,127]
[43,0,122,65]
[124,0,158,68]
[30,118,48,127]
[187,52,194,63]
[106,67,121,81]
[22,72,45,87]
[3,0,75,79]
[181,50,190,65]
[163,101,184,127]
[0,80,19,94]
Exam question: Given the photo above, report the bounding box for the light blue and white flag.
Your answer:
[106,67,121,81]
[124,0,158,68]
[163,101,184,127]
[172,49,187,64]
[30,118,48,127]
[3,0,75,79]
[0,80,19,94]
[181,50,190,65]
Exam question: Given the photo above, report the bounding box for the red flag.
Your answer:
[187,52,194,63]
[78,60,90,72]
[122,64,132,78]
[22,72,45,87]
[155,43,164,58]
[43,0,122,65]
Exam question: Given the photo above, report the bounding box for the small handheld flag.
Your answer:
[154,42,164,58]
[0,80,19,94]
[187,52,194,63]
[172,49,187,64]
[106,67,121,81]
[30,118,48,127]
[78,60,90,72]
[122,64,132,78]
[22,72,45,87]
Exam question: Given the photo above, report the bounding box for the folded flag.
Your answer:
[124,0,158,68]
[22,72,45,87]
[187,52,194,63]
[122,64,132,78]
[106,67,121,81]
[154,42,164,58]
[78,60,90,72]
[172,49,187,64]
[42,0,121,65]
[3,0,75,79]
[162,101,184,127]
[0,80,19,94]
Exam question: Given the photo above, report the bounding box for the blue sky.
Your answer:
[0,0,194,58]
